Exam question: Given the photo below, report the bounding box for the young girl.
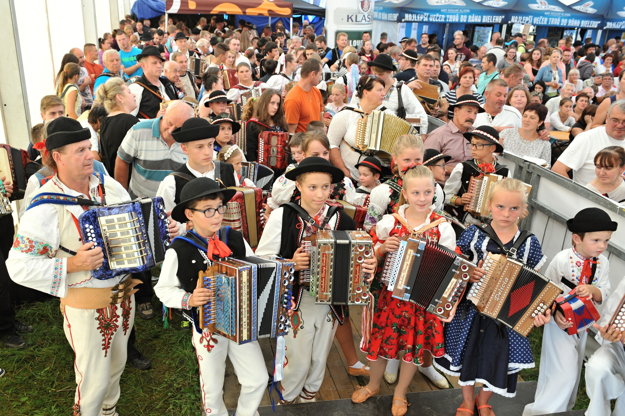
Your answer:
[325,84,347,116]
[353,166,454,416]
[155,178,268,416]
[245,89,288,163]
[211,114,241,155]
[355,156,383,195]
[217,144,255,187]
[434,178,550,416]
[549,97,576,132]
[255,157,377,403]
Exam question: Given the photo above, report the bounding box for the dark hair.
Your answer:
[301,131,330,153]
[315,35,326,44]
[55,53,80,85]
[559,97,573,107]
[253,89,288,131]
[523,103,548,127]
[263,41,278,55]
[262,59,278,75]
[356,74,386,99]
[300,58,321,77]
[88,105,108,130]
[576,92,590,102]
[594,146,625,168]
[187,193,225,210]
[484,53,497,66]
[582,104,598,120]
[202,75,220,91]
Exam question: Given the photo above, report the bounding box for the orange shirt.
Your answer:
[284,84,323,133]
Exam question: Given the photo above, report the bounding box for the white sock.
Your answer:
[350,361,367,369]
[419,365,445,380]
[385,358,400,375]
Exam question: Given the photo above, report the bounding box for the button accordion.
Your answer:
[355,111,418,155]
[327,200,367,230]
[78,197,171,280]
[382,238,477,320]
[555,289,601,335]
[222,69,238,90]
[300,230,374,305]
[240,162,274,191]
[222,187,265,248]
[467,253,562,337]
[0,144,30,201]
[258,131,289,171]
[607,294,625,332]
[466,174,532,217]
[197,257,295,342]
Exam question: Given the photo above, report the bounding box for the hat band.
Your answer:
[456,100,482,107]
[474,130,499,143]
[209,94,228,101]
[359,160,382,172]
[424,155,444,166]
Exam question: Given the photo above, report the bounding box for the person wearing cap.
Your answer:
[255,156,377,404]
[211,113,241,156]
[422,148,450,203]
[172,31,190,58]
[115,30,143,78]
[201,90,231,121]
[443,125,510,226]
[395,50,418,83]
[7,117,137,416]
[155,177,267,416]
[474,79,522,131]
[351,54,428,133]
[355,156,383,197]
[425,94,482,175]
[127,45,177,119]
[524,207,615,416]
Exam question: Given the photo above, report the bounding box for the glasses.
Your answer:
[470,143,493,149]
[608,118,625,126]
[189,205,227,218]
[431,163,447,168]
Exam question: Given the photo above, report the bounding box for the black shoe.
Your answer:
[137,302,155,320]
[15,321,33,334]
[128,354,152,370]
[0,368,5,377]
[2,334,27,349]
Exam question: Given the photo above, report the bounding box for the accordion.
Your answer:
[327,200,367,230]
[555,289,601,335]
[258,131,289,171]
[466,174,532,217]
[78,197,171,280]
[222,69,239,90]
[191,56,208,78]
[412,82,440,104]
[0,144,30,200]
[467,253,562,337]
[0,181,11,216]
[301,230,374,305]
[355,111,418,155]
[608,294,625,332]
[383,238,477,320]
[240,161,274,191]
[222,187,265,248]
[228,103,243,122]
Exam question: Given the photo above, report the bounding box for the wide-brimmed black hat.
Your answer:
[423,149,452,166]
[367,54,397,72]
[211,114,240,134]
[174,32,188,41]
[451,94,485,112]
[46,117,91,151]
[355,156,383,174]
[464,125,503,153]
[171,177,236,223]
[285,156,344,183]
[567,207,618,233]
[191,27,201,35]
[400,37,409,43]
[204,90,231,106]
[401,50,419,62]
[172,118,221,143]
[140,31,153,42]
[136,45,165,61]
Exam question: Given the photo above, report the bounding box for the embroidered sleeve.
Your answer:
[364,184,391,232]
[181,292,192,310]
[268,174,295,209]
[12,234,55,257]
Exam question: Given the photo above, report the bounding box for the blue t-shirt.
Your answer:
[120,47,143,77]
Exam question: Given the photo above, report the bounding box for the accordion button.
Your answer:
[437,307,444,314]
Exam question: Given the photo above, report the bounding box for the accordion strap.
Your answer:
[286,202,339,231]
[392,213,446,237]
[479,223,531,257]
[27,192,100,211]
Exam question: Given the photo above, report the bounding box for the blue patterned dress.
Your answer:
[434,225,547,397]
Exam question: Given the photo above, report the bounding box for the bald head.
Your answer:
[160,101,194,140]
[70,47,85,66]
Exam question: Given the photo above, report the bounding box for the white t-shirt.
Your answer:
[474,105,522,129]
[557,126,625,184]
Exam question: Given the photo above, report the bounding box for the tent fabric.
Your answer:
[165,0,293,17]
[131,0,166,20]
[290,0,325,16]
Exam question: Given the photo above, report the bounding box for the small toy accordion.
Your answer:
[467,253,562,336]
[0,144,30,200]
[555,289,601,335]
[78,197,170,280]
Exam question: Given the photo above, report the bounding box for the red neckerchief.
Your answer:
[580,257,597,285]
[206,234,233,261]
[476,160,496,176]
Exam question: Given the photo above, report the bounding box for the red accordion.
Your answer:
[555,289,601,335]
[222,69,238,90]
[327,200,367,230]
[258,131,289,171]
[222,186,265,248]
[0,144,30,200]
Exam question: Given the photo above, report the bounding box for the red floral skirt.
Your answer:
[362,288,445,365]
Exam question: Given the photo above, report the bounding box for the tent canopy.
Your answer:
[165,0,293,17]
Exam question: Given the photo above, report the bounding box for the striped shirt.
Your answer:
[117,117,187,198]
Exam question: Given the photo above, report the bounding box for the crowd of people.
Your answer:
[2,12,625,416]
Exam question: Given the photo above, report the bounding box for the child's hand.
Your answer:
[470,260,485,283]
[382,236,400,254]
[363,257,378,283]
[1,176,13,197]
[189,288,212,307]
[534,308,551,327]
[575,284,597,300]
[594,323,625,343]
[291,246,310,271]
[460,192,472,205]
[554,310,573,330]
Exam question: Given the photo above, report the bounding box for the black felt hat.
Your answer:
[204,90,231,106]
[45,117,91,151]
[285,156,344,183]
[211,114,240,134]
[367,54,397,72]
[171,177,236,223]
[567,208,618,233]
[136,45,165,61]
[451,94,485,113]
[401,50,419,62]
[174,32,188,41]
[423,149,452,166]
[140,31,153,42]
[172,118,221,143]
[355,156,383,174]
[464,125,503,153]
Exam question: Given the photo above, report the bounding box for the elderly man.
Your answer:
[162,61,184,100]
[500,63,525,89]
[474,79,522,131]
[425,94,482,175]
[128,46,178,119]
[7,117,136,416]
[552,100,625,184]
[93,49,128,95]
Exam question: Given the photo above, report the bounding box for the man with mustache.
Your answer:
[425,94,482,177]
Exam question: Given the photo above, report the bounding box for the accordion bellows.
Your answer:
[258,131,289,171]
[467,253,562,337]
[355,111,417,154]
[383,238,476,320]
[301,230,374,305]
[79,197,170,280]
[223,187,265,248]
[0,144,29,201]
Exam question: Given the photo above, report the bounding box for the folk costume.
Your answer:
[255,157,355,403]
[524,209,616,416]
[434,224,547,397]
[6,118,136,416]
[154,178,267,416]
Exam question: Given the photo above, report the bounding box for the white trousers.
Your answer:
[523,320,587,415]
[281,293,338,402]
[62,297,134,416]
[585,342,625,416]
[191,329,268,416]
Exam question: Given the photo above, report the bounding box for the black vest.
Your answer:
[171,162,237,205]
[134,75,176,119]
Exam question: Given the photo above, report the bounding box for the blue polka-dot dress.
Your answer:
[434,225,547,397]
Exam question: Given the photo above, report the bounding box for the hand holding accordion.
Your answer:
[554,289,601,335]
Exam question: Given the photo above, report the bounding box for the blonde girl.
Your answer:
[217,144,255,187]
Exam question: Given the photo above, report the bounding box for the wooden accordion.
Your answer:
[300,230,374,305]
[383,238,477,320]
[78,197,171,280]
[608,294,625,331]
[222,69,238,90]
[555,289,601,335]
[355,111,418,155]
[222,187,265,248]
[0,144,30,201]
[466,174,532,216]
[197,257,295,342]
[258,131,289,171]
[467,253,562,337]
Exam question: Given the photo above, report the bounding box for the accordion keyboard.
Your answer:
[610,299,625,331]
